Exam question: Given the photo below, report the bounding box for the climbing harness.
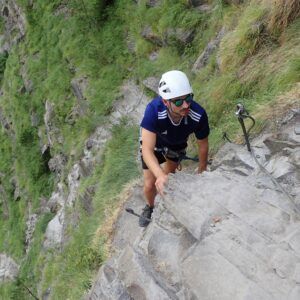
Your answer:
[230,103,300,214]
[154,147,199,170]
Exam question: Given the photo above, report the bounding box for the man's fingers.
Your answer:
[155,174,168,196]
[155,182,161,193]
[155,182,164,196]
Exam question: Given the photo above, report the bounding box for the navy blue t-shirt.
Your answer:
[140,96,209,149]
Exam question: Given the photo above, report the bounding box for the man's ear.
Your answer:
[162,99,169,106]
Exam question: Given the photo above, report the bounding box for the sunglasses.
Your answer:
[169,94,193,107]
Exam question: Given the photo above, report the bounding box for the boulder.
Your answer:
[141,26,195,47]
[195,4,213,12]
[0,0,26,53]
[43,210,64,249]
[149,51,159,61]
[166,28,195,44]
[44,100,64,148]
[53,3,71,19]
[142,77,160,94]
[187,0,205,7]
[46,183,65,214]
[193,27,226,72]
[71,77,88,101]
[141,26,164,46]
[0,253,19,282]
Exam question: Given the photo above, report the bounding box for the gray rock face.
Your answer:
[43,183,66,249]
[166,28,195,44]
[44,81,149,249]
[53,3,71,19]
[146,0,161,7]
[71,77,88,101]
[44,210,65,249]
[188,0,205,7]
[195,4,213,12]
[141,26,164,46]
[25,214,38,253]
[0,0,26,53]
[0,184,8,219]
[192,27,226,72]
[0,106,11,131]
[142,76,160,94]
[141,26,195,47]
[43,100,64,149]
[110,81,149,125]
[48,153,68,175]
[20,59,34,94]
[0,254,19,282]
[87,115,300,299]
[149,51,159,61]
[10,176,21,201]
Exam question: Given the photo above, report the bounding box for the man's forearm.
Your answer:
[198,153,208,172]
[197,138,209,173]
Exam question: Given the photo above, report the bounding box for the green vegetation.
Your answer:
[0,0,299,298]
[40,122,139,299]
[0,51,8,83]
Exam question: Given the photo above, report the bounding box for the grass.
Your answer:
[1,0,300,298]
[267,0,300,35]
[9,212,55,299]
[219,2,269,71]
[192,1,300,154]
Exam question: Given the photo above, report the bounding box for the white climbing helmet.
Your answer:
[158,70,193,100]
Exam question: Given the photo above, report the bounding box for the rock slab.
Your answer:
[87,115,300,300]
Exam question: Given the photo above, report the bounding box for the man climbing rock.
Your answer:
[139,70,210,227]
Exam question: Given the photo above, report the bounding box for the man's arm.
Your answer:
[197,137,209,173]
[141,128,168,194]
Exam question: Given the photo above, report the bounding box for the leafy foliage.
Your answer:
[1,0,300,298]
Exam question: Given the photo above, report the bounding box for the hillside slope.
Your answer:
[0,0,299,298]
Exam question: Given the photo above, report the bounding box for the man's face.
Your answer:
[167,94,193,116]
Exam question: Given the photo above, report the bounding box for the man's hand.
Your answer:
[155,173,168,196]
[198,164,207,174]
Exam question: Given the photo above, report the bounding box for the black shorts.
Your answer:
[140,144,187,170]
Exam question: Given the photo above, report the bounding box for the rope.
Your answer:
[234,104,300,214]
[250,147,300,214]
